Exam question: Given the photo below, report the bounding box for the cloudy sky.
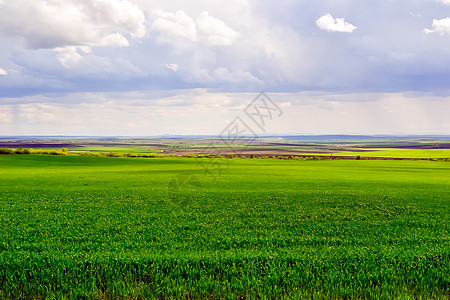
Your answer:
[0,0,449,136]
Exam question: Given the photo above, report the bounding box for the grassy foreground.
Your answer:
[0,155,449,299]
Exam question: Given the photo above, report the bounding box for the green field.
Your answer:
[68,146,158,154]
[0,155,449,299]
[329,149,450,159]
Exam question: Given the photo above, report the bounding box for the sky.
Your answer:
[0,0,450,136]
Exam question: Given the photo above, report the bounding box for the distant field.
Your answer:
[68,146,158,154]
[331,148,450,159]
[1,137,450,159]
[0,155,448,298]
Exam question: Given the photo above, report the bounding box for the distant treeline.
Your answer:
[0,147,69,155]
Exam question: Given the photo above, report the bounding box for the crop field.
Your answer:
[2,137,450,160]
[68,146,159,154]
[321,149,450,159]
[0,155,449,299]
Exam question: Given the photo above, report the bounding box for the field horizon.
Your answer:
[1,136,450,161]
[2,0,450,298]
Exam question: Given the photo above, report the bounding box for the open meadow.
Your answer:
[2,0,450,297]
[0,154,449,298]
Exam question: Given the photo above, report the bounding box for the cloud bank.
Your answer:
[1,0,450,135]
[0,0,146,50]
[151,10,240,46]
[2,0,450,95]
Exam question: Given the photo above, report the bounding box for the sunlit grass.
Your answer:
[332,148,450,159]
[0,155,448,298]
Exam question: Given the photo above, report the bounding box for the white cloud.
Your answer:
[213,67,261,84]
[54,47,87,68]
[151,10,239,46]
[0,0,145,50]
[0,67,7,76]
[316,13,357,33]
[19,103,57,123]
[424,18,450,35]
[437,0,450,4]
[166,63,179,71]
[196,12,240,45]
[151,10,198,42]
[64,55,144,78]
[0,106,13,123]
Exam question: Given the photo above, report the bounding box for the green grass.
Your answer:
[0,155,449,299]
[332,149,450,159]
